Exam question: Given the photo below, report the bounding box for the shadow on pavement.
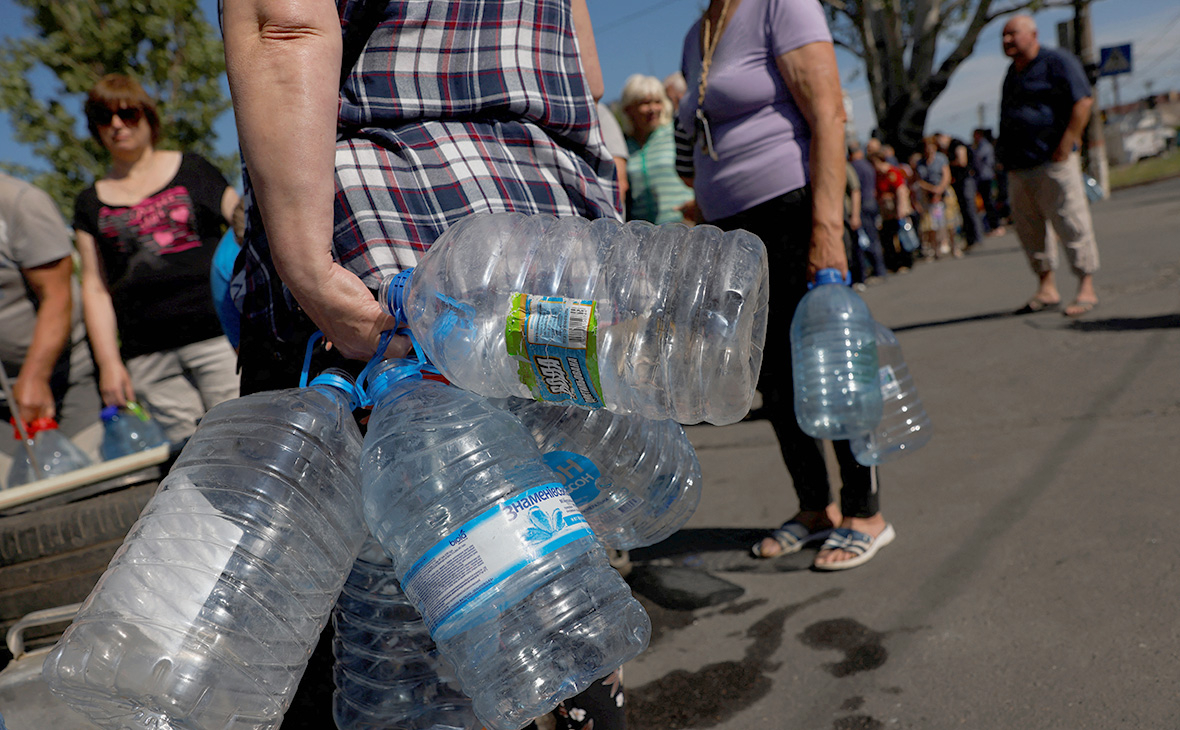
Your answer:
[1068,313,1180,331]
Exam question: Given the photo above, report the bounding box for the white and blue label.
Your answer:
[402,482,593,637]
[878,364,901,398]
[543,451,644,536]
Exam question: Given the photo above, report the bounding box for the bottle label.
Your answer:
[543,451,644,536]
[505,293,604,408]
[403,482,594,638]
[878,364,901,398]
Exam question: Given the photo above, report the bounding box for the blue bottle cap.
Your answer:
[100,405,120,421]
[813,268,846,286]
[308,368,364,410]
[379,269,414,324]
[365,358,428,402]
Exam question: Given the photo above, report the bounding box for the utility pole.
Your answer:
[1073,0,1109,197]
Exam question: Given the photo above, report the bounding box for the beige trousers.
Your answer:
[126,336,240,443]
[1008,153,1100,277]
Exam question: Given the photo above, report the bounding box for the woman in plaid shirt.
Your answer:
[224,1,627,729]
[223,0,620,391]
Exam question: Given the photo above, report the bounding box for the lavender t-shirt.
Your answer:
[679,0,832,221]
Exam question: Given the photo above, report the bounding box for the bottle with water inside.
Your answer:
[99,402,169,460]
[790,268,882,439]
[497,397,702,550]
[360,360,650,730]
[377,211,769,426]
[851,322,932,465]
[333,536,478,730]
[6,417,92,488]
[42,371,368,730]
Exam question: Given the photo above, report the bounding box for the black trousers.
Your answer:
[710,188,879,519]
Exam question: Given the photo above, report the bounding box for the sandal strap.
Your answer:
[819,528,874,555]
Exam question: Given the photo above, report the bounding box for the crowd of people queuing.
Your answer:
[0,0,1101,727]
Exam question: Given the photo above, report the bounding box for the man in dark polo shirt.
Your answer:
[999,14,1100,317]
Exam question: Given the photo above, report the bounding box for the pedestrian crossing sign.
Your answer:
[1099,44,1132,77]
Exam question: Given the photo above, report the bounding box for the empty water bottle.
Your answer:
[378,211,769,426]
[99,402,169,460]
[498,397,702,550]
[333,536,478,730]
[790,269,882,439]
[360,360,651,730]
[42,371,368,730]
[851,323,932,465]
[6,417,92,488]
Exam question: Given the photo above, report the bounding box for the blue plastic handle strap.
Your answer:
[299,331,325,389]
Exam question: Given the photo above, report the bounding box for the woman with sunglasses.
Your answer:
[677,0,894,570]
[74,74,241,443]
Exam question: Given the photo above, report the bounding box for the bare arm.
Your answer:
[571,0,604,101]
[776,41,848,279]
[1054,96,1093,162]
[76,229,135,405]
[220,186,241,227]
[223,0,399,360]
[14,258,73,423]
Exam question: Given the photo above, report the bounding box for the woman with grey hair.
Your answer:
[620,74,696,224]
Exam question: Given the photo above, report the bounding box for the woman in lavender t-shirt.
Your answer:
[678,0,894,570]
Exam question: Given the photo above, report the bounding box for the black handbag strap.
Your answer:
[340,0,391,88]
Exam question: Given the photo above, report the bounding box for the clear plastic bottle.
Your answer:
[99,402,170,461]
[6,417,92,488]
[333,536,478,730]
[377,212,769,426]
[790,268,883,439]
[496,397,702,550]
[360,360,651,730]
[851,322,932,465]
[42,372,368,730]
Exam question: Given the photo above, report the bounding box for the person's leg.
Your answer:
[1008,168,1061,307]
[956,177,983,249]
[813,441,890,569]
[546,669,626,730]
[177,336,241,413]
[860,215,887,278]
[711,190,841,557]
[1042,154,1100,315]
[125,349,206,443]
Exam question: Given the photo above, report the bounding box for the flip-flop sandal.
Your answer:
[1064,300,1098,318]
[813,524,896,571]
[751,520,833,559]
[1014,298,1060,315]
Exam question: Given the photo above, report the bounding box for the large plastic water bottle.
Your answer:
[6,417,92,488]
[42,372,368,730]
[333,537,478,730]
[497,397,702,550]
[377,212,769,426]
[790,269,883,440]
[99,402,170,460]
[360,360,651,730]
[851,322,932,465]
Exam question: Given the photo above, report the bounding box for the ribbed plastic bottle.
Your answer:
[377,211,769,426]
[42,371,368,730]
[850,322,932,466]
[6,417,92,488]
[99,402,170,460]
[333,536,478,730]
[790,268,883,440]
[360,360,651,730]
[496,397,702,550]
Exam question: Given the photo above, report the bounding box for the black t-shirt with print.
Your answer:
[75,153,229,359]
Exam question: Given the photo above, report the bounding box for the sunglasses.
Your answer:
[92,106,144,127]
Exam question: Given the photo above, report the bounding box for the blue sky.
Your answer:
[1,0,1178,175]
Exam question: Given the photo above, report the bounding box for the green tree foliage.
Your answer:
[822,0,1072,155]
[0,0,235,215]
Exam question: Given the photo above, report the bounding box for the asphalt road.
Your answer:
[622,176,1180,730]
